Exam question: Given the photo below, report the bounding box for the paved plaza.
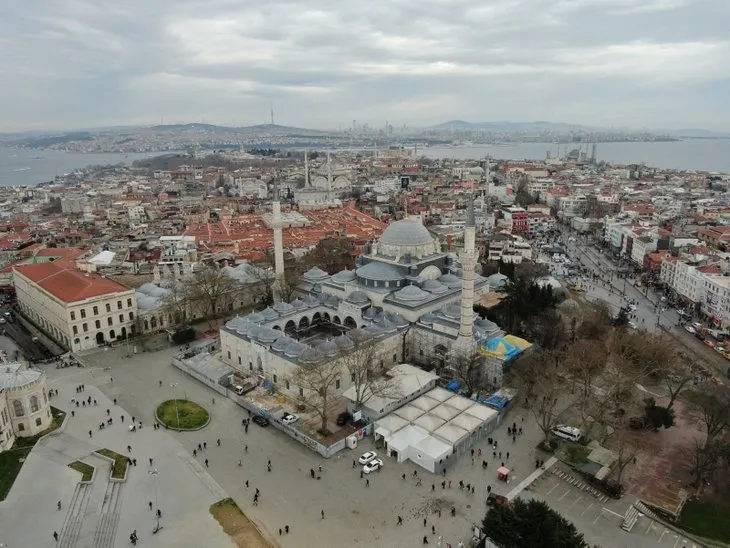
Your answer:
[0,341,699,547]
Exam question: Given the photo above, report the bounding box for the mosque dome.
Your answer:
[260,307,279,321]
[225,317,246,330]
[441,305,461,320]
[317,340,340,358]
[332,269,356,283]
[394,285,430,302]
[345,291,370,305]
[254,327,283,344]
[273,301,295,315]
[272,336,293,353]
[420,312,438,326]
[333,335,355,350]
[380,218,435,247]
[438,274,462,289]
[284,342,308,359]
[291,299,307,310]
[421,279,448,294]
[303,267,330,283]
[245,311,265,323]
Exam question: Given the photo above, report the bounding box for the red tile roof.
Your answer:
[14,264,131,303]
[697,265,722,274]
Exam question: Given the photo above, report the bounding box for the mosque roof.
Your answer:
[0,363,42,389]
[345,290,370,304]
[303,267,330,282]
[356,261,404,281]
[331,269,356,283]
[394,285,430,302]
[380,218,435,247]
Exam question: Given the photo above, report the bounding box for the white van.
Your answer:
[234,385,245,395]
[551,425,584,442]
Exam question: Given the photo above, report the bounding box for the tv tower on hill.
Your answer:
[270,102,275,126]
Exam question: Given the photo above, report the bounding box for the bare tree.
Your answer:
[339,334,402,412]
[160,280,192,328]
[612,436,641,486]
[659,351,698,411]
[184,265,244,325]
[448,351,485,396]
[691,387,730,443]
[514,350,565,445]
[689,438,727,489]
[565,339,606,399]
[290,355,342,435]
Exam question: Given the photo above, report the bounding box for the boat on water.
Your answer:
[12,167,31,172]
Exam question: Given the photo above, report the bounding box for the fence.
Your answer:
[171,357,228,397]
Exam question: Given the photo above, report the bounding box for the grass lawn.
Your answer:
[679,500,730,544]
[68,460,94,482]
[156,399,209,430]
[0,406,66,501]
[95,448,128,479]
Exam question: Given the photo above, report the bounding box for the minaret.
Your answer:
[304,149,310,187]
[272,177,285,301]
[326,152,333,201]
[458,199,478,339]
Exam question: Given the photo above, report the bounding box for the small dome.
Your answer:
[304,294,319,306]
[325,295,339,308]
[332,269,356,283]
[273,301,295,314]
[225,316,246,330]
[347,328,371,343]
[245,311,264,323]
[260,307,279,321]
[380,218,435,247]
[388,312,409,329]
[363,324,386,338]
[303,267,330,282]
[422,279,448,294]
[362,307,376,320]
[334,335,355,349]
[346,291,370,305]
[379,318,398,334]
[246,325,264,339]
[420,312,438,326]
[272,336,293,352]
[284,342,308,358]
[438,274,461,289]
[255,327,284,344]
[317,340,340,357]
[356,261,404,281]
[299,347,325,365]
[394,285,430,302]
[441,305,461,320]
[291,298,307,310]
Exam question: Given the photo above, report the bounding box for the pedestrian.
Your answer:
[352,460,356,468]
[360,470,363,479]
[448,480,451,488]
[478,448,482,457]
[423,535,429,544]
[512,434,516,443]
[470,448,474,457]
[198,443,202,451]
[318,464,323,473]
[402,473,406,480]
[193,449,197,457]
[244,424,248,434]
[110,377,113,383]
[499,451,502,459]
[441,480,445,489]
[366,478,370,487]
[432,483,435,491]
[432,525,435,535]
[245,480,249,488]
[423,518,427,527]
[438,509,441,518]
[397,515,403,525]
[88,430,92,438]
[149,501,153,510]
[121,415,124,422]
[205,459,209,468]
[127,445,132,453]
[267,463,271,472]
[159,380,162,387]
[132,416,135,423]
[238,460,242,467]
[518,427,522,435]
[113,398,117,405]
[471,486,475,494]
[493,451,496,458]
[285,525,289,534]
[244,445,248,453]
[71,410,75,417]
[53,531,58,542]
[506,452,510,460]
[217,438,221,447]
[321,509,325,520]
[149,458,153,466]
[203,442,207,449]
[157,509,162,518]
[279,528,282,536]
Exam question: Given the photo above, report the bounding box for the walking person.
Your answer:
[53,531,58,542]
[321,509,325,520]
[205,459,209,468]
[397,516,403,525]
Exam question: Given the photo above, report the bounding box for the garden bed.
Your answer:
[95,448,128,480]
[68,460,94,482]
[156,399,210,430]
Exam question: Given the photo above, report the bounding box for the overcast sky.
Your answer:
[1,0,729,132]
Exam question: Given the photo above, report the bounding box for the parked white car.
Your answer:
[362,458,383,474]
[358,451,378,465]
[551,425,584,442]
[282,413,299,425]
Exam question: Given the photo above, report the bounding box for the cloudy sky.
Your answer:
[1,0,729,132]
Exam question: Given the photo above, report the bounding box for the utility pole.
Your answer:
[149,468,162,534]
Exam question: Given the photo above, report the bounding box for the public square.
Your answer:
[0,339,699,547]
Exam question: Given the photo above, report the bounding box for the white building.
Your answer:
[701,275,730,327]
[0,362,53,452]
[13,263,138,351]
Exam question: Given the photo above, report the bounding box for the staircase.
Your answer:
[92,481,124,548]
[621,505,640,532]
[58,483,92,548]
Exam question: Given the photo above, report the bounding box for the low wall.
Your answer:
[171,358,228,397]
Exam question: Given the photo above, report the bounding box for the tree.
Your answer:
[184,265,244,324]
[339,333,402,411]
[482,498,587,548]
[290,354,342,435]
[612,436,641,486]
[448,351,485,396]
[565,340,606,399]
[306,235,355,273]
[690,387,730,443]
[514,350,565,446]
[689,438,728,489]
[160,280,192,328]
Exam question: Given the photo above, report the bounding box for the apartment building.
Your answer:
[701,275,730,327]
[13,263,137,351]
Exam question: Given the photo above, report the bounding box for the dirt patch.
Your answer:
[621,399,703,517]
[210,498,275,548]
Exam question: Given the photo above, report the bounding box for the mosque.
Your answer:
[219,191,531,397]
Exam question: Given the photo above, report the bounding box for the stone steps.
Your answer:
[92,482,123,548]
[550,468,609,502]
[58,483,91,548]
[621,505,640,532]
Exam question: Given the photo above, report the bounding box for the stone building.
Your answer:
[0,362,52,452]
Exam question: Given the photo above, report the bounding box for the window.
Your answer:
[93,306,99,315]
[13,400,24,417]
[351,373,356,382]
[129,312,134,320]
[249,363,253,371]
[17,422,24,432]
[273,374,278,383]
[83,323,88,333]
[335,379,340,390]
[393,353,397,363]
[117,300,122,310]
[70,311,76,321]
[127,298,132,307]
[73,326,78,335]
[107,318,113,326]
[80,309,86,319]
[227,351,231,359]
[119,315,124,323]
[30,396,39,413]
[106,303,111,312]
[36,417,42,426]
[95,320,101,329]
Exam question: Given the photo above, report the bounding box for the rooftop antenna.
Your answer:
[270,102,274,126]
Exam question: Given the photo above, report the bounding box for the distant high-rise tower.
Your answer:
[591,143,598,164]
[270,103,275,126]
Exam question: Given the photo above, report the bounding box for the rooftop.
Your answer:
[14,263,131,303]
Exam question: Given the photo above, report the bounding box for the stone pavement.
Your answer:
[0,367,235,548]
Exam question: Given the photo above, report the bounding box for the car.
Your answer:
[252,415,270,427]
[685,326,696,334]
[362,458,383,474]
[281,413,299,425]
[358,451,378,465]
[551,425,584,442]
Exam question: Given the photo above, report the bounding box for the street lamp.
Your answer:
[148,468,162,534]
[170,382,180,429]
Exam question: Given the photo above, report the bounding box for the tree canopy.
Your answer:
[482,499,587,548]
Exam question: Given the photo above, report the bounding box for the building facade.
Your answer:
[0,362,52,451]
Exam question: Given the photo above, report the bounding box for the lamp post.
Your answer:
[170,382,180,430]
[148,468,162,534]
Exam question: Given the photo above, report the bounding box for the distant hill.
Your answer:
[431,120,597,132]
[664,128,730,139]
[147,123,329,135]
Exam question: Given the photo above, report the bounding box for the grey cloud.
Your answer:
[0,0,728,131]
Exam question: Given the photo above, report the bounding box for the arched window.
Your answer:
[30,395,39,413]
[13,400,24,417]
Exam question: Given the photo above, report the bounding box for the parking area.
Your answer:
[526,472,699,548]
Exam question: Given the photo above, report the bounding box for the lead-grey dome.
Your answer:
[273,301,295,314]
[332,269,356,283]
[345,291,370,305]
[303,267,330,283]
[356,261,404,281]
[394,285,430,302]
[380,218,435,247]
[0,364,42,389]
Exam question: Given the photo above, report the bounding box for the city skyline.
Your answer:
[1,0,729,132]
